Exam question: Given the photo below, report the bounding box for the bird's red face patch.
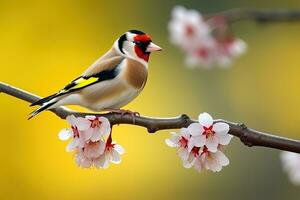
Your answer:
[133,34,152,62]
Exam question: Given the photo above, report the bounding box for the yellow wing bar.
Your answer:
[59,76,99,94]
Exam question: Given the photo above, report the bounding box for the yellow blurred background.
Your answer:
[1,0,300,199]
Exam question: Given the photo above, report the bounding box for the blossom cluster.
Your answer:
[59,115,124,168]
[280,151,300,185]
[168,6,247,69]
[166,112,233,172]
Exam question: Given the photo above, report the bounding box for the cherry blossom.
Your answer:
[168,5,212,51]
[58,115,91,151]
[188,112,232,152]
[280,151,300,185]
[75,138,124,169]
[83,115,111,142]
[165,128,191,160]
[76,139,106,168]
[168,6,247,69]
[166,112,232,173]
[59,115,125,169]
[93,135,125,168]
[183,146,230,172]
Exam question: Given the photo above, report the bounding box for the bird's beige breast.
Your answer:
[123,59,148,90]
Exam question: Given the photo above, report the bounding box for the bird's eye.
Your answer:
[134,41,142,46]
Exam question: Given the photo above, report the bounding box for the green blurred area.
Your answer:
[1,0,300,199]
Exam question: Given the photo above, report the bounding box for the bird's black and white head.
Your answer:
[114,30,162,65]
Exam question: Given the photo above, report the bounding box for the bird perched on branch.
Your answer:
[29,30,162,119]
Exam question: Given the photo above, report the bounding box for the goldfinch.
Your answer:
[29,30,162,119]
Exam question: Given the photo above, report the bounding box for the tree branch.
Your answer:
[1,81,300,153]
[205,8,300,23]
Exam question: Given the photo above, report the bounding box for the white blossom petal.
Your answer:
[215,151,229,166]
[192,135,206,148]
[80,157,93,168]
[188,123,203,136]
[58,128,72,141]
[205,158,222,172]
[183,152,196,168]
[178,148,189,160]
[165,132,181,147]
[90,128,102,142]
[94,154,109,168]
[212,122,229,136]
[83,141,105,158]
[180,128,190,139]
[111,149,121,164]
[198,112,214,127]
[98,117,111,137]
[75,117,91,131]
[206,135,219,152]
[66,115,77,126]
[194,158,204,172]
[66,138,80,152]
[218,134,233,145]
[82,128,94,141]
[280,151,300,185]
[114,144,125,155]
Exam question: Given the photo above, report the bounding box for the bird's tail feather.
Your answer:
[30,93,58,106]
[28,100,57,120]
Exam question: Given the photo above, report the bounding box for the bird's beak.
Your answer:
[146,42,162,52]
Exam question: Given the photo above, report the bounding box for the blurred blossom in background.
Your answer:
[168,6,247,69]
[1,0,300,200]
[280,151,300,185]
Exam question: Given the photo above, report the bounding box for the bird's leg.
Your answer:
[107,109,140,123]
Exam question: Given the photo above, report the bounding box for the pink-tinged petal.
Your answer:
[215,151,229,166]
[205,158,222,172]
[187,137,196,152]
[85,115,96,120]
[188,123,203,136]
[206,135,218,153]
[82,128,93,141]
[182,154,195,168]
[94,154,109,168]
[198,112,214,127]
[218,134,233,145]
[80,157,92,168]
[66,115,77,126]
[165,132,180,147]
[194,158,204,172]
[183,159,193,168]
[90,129,102,142]
[75,117,91,131]
[111,149,121,164]
[172,6,186,20]
[76,152,84,166]
[213,122,229,136]
[192,135,206,147]
[188,135,206,152]
[102,153,111,169]
[83,141,105,159]
[98,117,111,136]
[114,144,125,155]
[78,137,87,148]
[178,148,189,160]
[180,128,191,138]
[66,138,80,152]
[58,128,72,141]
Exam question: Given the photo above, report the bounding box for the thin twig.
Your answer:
[1,81,300,153]
[205,8,300,23]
